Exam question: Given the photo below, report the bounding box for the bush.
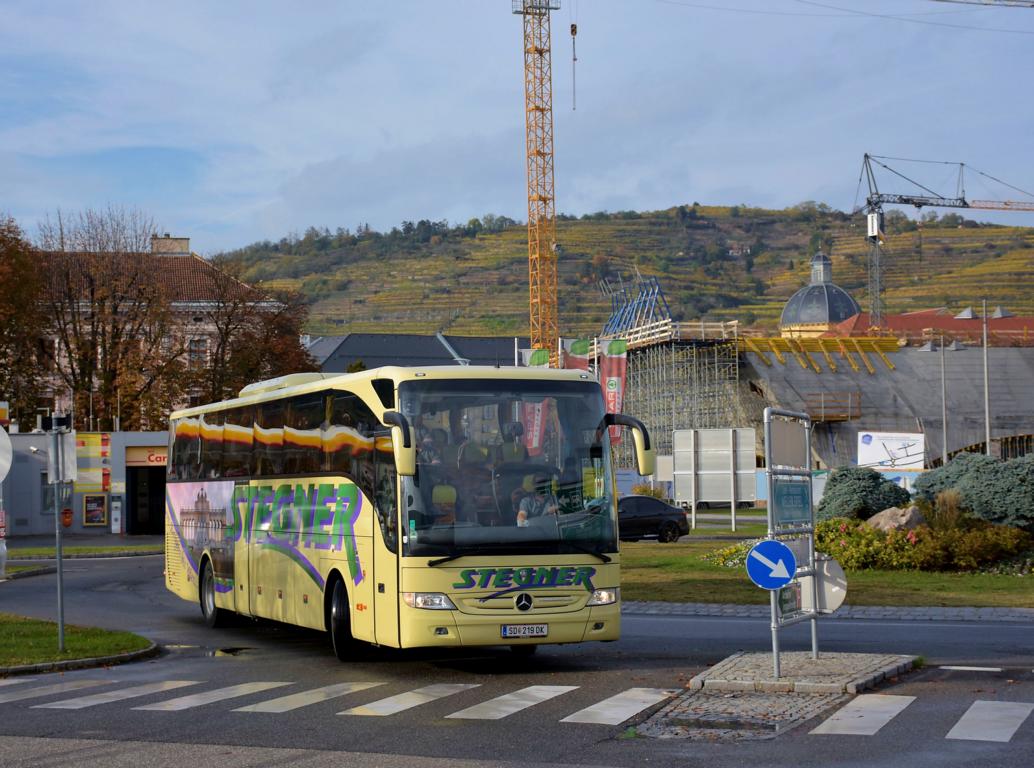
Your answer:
[816,467,911,522]
[913,453,1034,531]
[630,484,665,499]
[814,518,1032,571]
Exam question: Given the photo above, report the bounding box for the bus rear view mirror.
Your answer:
[383,411,416,477]
[597,414,655,477]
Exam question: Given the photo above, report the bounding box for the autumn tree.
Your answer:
[37,208,190,430]
[195,255,316,403]
[0,216,46,424]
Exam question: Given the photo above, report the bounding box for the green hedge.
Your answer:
[816,467,911,522]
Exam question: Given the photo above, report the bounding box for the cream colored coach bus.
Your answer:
[165,366,653,659]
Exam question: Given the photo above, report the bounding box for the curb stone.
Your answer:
[0,642,160,677]
[6,550,162,562]
[0,566,58,582]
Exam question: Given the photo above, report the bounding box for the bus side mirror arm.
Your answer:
[383,411,416,477]
[597,414,655,477]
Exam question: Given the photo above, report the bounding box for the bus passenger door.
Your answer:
[372,435,400,647]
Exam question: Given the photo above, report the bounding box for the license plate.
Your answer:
[501,623,548,638]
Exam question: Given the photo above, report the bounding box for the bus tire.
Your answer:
[328,577,354,661]
[200,559,228,629]
[509,644,538,657]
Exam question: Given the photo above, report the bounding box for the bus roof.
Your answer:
[169,365,598,419]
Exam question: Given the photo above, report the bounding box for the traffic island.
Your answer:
[635,651,917,741]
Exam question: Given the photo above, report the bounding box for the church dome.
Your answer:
[779,252,860,328]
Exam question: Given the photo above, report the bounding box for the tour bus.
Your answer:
[165,365,654,659]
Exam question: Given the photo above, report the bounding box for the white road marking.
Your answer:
[446,685,578,720]
[0,680,111,705]
[561,687,676,725]
[810,694,916,736]
[234,682,385,713]
[946,700,1034,742]
[939,666,1002,672]
[34,680,201,709]
[340,684,480,716]
[133,682,290,711]
[0,679,35,689]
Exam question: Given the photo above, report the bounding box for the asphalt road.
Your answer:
[1,555,1032,767]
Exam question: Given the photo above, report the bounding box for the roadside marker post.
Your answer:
[760,407,822,679]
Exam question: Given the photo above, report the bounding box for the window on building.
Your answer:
[188,338,209,368]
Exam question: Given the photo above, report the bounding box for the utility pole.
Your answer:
[983,299,992,456]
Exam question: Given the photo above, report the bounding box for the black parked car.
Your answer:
[618,495,689,543]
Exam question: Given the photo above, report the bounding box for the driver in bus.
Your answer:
[517,473,559,525]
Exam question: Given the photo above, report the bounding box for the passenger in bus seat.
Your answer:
[430,484,458,525]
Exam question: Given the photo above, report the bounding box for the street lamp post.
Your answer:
[982,299,991,457]
[921,336,962,466]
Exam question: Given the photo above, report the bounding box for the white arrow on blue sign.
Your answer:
[746,539,797,590]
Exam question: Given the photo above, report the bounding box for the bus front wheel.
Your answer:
[200,560,228,628]
[328,578,354,661]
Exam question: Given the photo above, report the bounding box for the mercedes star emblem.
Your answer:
[515,593,533,612]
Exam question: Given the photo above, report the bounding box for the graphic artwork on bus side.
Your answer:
[167,480,365,593]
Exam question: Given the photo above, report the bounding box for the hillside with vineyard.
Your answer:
[218,204,1034,337]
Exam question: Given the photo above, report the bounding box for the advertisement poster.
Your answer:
[857,432,926,470]
[83,494,108,526]
[600,339,628,445]
[74,433,111,492]
[561,338,591,371]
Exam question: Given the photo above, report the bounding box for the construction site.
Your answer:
[498,2,1034,473]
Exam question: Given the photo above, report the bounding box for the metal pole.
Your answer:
[763,408,779,677]
[805,417,818,660]
[770,589,781,679]
[51,427,65,652]
[982,299,991,456]
[730,428,737,533]
[940,335,948,466]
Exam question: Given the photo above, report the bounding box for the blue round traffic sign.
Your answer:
[745,539,797,590]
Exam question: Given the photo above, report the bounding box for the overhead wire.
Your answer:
[795,0,1034,34]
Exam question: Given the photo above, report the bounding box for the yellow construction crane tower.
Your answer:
[513,0,560,363]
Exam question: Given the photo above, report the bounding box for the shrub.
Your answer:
[814,518,1031,571]
[913,453,1034,531]
[816,467,911,522]
[921,490,972,532]
[630,484,665,499]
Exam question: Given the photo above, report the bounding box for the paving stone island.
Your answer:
[636,651,915,741]
[688,651,917,694]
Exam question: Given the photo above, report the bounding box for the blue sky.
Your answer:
[3,0,1034,254]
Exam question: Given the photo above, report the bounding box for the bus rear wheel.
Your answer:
[200,560,228,628]
[328,578,354,661]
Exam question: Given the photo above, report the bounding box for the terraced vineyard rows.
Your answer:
[225,206,1034,336]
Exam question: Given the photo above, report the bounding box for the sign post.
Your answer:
[44,415,76,652]
[761,407,820,679]
[0,425,11,579]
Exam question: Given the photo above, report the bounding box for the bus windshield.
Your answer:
[399,378,617,560]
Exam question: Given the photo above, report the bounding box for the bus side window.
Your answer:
[172,417,201,480]
[255,401,285,477]
[200,410,224,479]
[325,392,377,499]
[285,393,324,475]
[223,406,255,478]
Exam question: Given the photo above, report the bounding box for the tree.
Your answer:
[197,256,316,402]
[37,208,189,430]
[0,216,46,424]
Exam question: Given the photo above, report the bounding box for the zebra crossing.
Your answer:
[0,675,675,726]
[2,675,1031,741]
[811,694,1034,743]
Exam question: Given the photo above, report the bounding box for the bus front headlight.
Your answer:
[402,592,457,610]
[586,587,618,606]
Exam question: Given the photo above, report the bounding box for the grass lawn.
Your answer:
[620,541,1034,608]
[0,613,152,668]
[684,522,768,539]
[8,544,161,558]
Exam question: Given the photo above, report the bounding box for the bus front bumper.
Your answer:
[398,602,621,648]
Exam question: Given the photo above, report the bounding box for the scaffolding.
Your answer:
[617,338,741,462]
